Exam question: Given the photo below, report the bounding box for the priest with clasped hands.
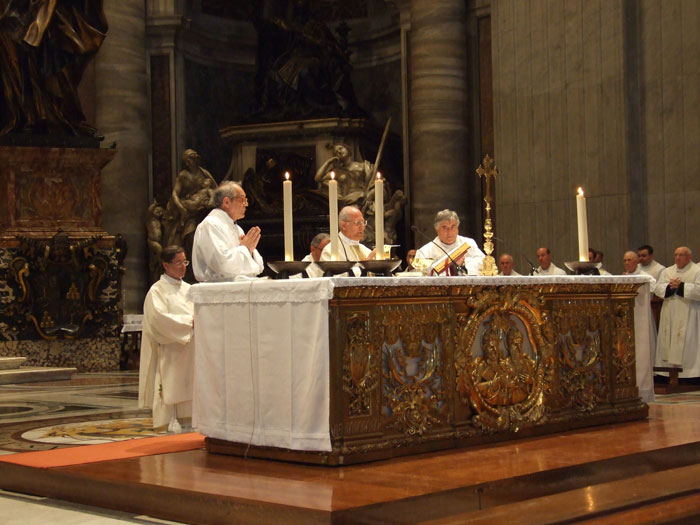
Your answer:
[192,181,264,282]
[414,209,485,276]
[654,246,700,379]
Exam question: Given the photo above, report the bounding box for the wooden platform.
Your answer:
[2,404,700,524]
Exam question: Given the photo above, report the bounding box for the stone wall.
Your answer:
[491,0,700,274]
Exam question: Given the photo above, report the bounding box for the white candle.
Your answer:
[329,172,339,261]
[283,172,294,261]
[375,172,384,260]
[576,187,589,262]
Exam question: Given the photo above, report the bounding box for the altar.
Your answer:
[188,275,652,465]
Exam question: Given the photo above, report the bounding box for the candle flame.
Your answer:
[285,171,290,180]
[330,171,335,180]
[577,187,584,196]
[376,171,382,180]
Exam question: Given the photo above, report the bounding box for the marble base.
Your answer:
[0,357,26,370]
[0,338,120,373]
[0,366,76,385]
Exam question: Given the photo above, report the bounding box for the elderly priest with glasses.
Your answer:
[192,181,264,281]
[415,209,485,276]
[320,206,377,262]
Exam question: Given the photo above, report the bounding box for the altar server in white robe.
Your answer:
[638,244,666,281]
[535,247,567,275]
[623,250,657,402]
[139,246,194,432]
[320,206,376,275]
[302,233,330,278]
[654,246,700,378]
[415,209,485,276]
[192,181,264,282]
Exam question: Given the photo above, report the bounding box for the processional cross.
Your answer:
[476,155,499,276]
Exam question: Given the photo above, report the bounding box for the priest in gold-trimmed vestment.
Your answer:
[415,209,485,276]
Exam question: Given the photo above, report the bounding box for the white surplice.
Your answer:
[535,263,567,276]
[627,265,657,402]
[415,235,485,276]
[641,260,666,281]
[320,232,371,276]
[654,262,700,377]
[192,208,264,282]
[139,274,195,428]
[301,253,323,278]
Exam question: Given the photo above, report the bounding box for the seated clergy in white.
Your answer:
[534,247,567,275]
[654,246,700,378]
[320,206,376,274]
[623,250,657,402]
[498,253,521,276]
[302,232,330,278]
[139,246,195,433]
[192,181,264,282]
[415,209,485,276]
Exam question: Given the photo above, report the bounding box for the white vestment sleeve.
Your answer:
[194,220,263,280]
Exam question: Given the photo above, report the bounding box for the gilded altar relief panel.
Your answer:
[454,287,554,433]
[378,304,452,437]
[551,299,611,412]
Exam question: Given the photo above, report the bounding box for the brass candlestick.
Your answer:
[476,155,499,276]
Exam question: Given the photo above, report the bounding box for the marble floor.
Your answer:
[0,372,184,524]
[2,372,699,524]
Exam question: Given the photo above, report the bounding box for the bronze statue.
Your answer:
[0,0,107,136]
[251,1,365,121]
[314,143,373,206]
[162,149,217,248]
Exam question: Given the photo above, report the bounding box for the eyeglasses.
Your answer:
[343,219,367,227]
[233,196,248,203]
[169,259,190,267]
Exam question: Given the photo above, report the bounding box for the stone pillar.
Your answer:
[408,0,469,234]
[94,0,150,312]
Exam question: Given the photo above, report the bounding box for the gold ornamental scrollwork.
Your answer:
[342,312,377,417]
[455,287,553,432]
[380,304,450,436]
[553,300,608,411]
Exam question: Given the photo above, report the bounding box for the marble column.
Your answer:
[95,0,150,312]
[408,0,469,234]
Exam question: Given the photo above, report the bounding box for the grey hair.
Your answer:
[339,206,361,222]
[214,182,242,208]
[311,233,330,247]
[433,209,460,228]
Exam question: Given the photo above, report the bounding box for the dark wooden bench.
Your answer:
[654,366,683,394]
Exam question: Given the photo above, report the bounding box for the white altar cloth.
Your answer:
[188,275,653,452]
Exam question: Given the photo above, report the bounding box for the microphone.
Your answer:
[523,254,538,276]
[411,225,464,276]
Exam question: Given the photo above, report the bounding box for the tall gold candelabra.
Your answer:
[476,155,499,276]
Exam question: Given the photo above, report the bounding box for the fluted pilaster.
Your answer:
[408,0,469,233]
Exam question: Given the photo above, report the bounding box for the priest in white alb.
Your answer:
[654,246,700,378]
[623,250,656,402]
[415,209,485,276]
[139,246,195,433]
[192,181,264,282]
[302,233,330,278]
[320,206,376,276]
[535,247,567,275]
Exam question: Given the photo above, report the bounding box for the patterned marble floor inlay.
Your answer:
[0,372,151,453]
